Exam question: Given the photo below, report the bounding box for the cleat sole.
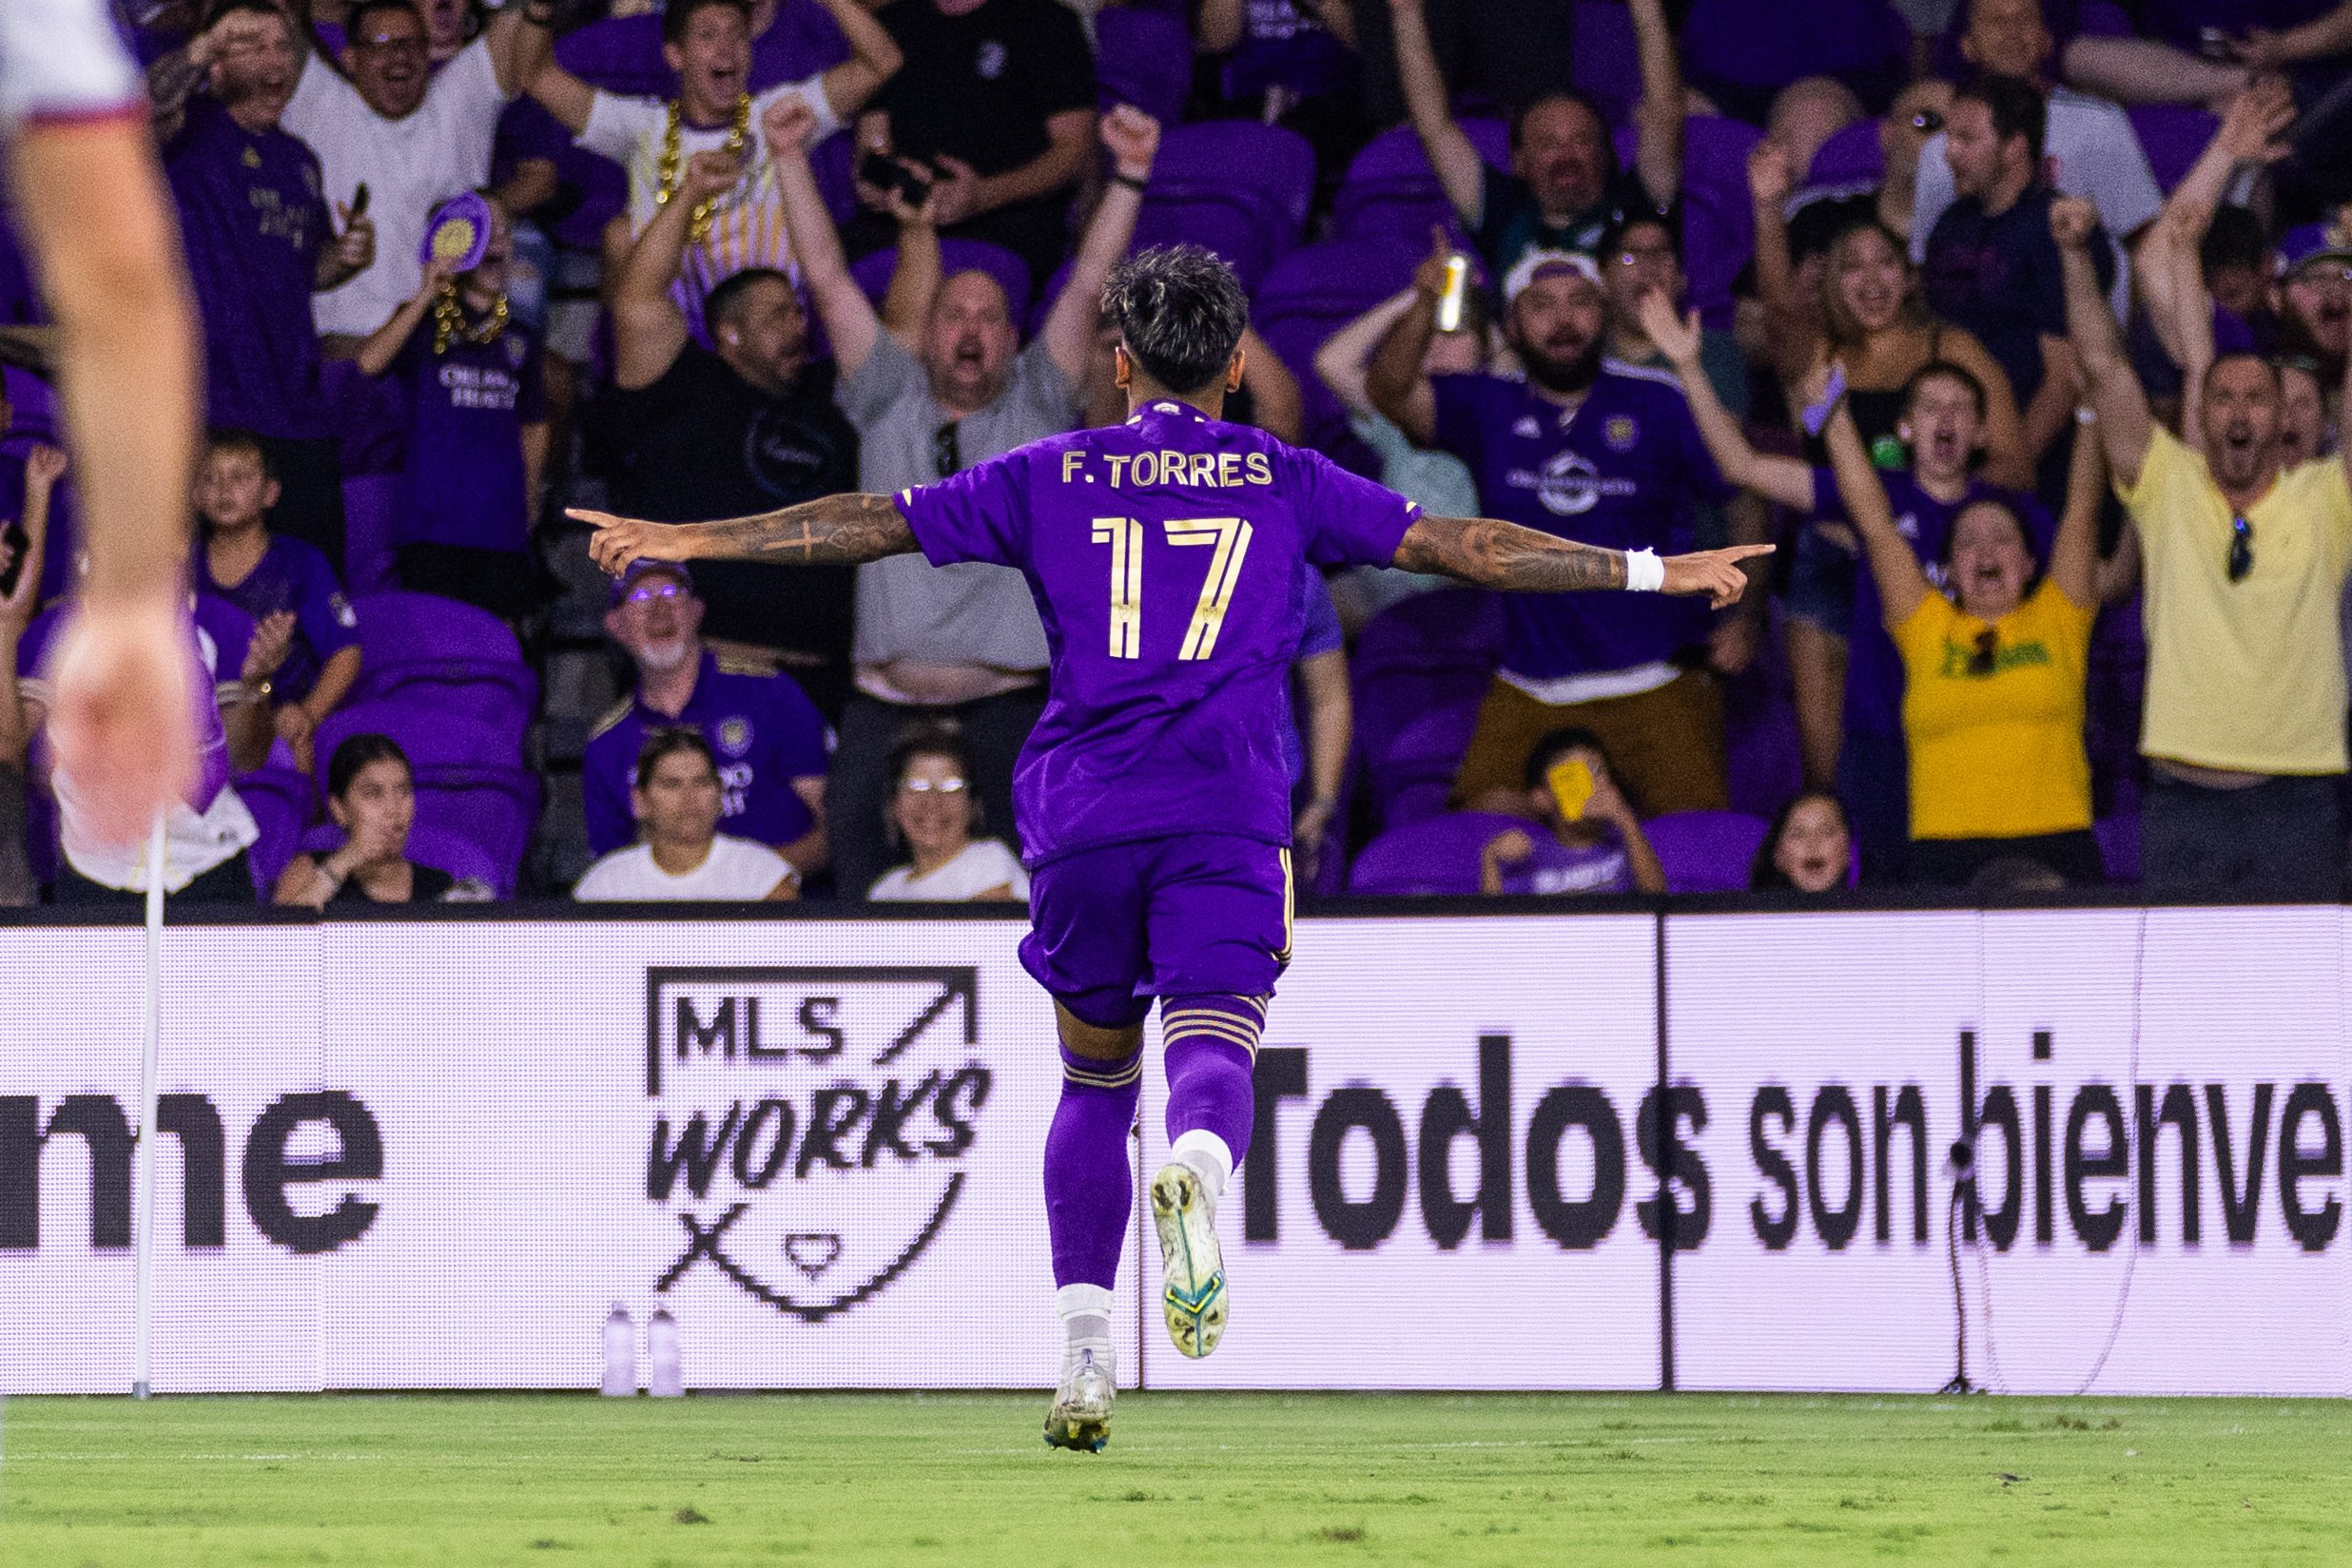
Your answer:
[1150,1163,1227,1359]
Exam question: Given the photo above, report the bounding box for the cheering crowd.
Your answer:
[2,0,2350,905]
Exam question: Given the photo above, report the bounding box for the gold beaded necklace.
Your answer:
[432,282,510,355]
[653,92,752,245]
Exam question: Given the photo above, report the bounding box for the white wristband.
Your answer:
[1624,548,1664,592]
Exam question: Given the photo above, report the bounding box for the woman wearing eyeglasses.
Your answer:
[867,726,1027,902]
[1823,372,2107,889]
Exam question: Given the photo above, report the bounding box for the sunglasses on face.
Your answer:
[1910,108,1945,135]
[2228,514,2255,583]
[626,581,687,605]
[359,31,429,53]
[901,776,968,794]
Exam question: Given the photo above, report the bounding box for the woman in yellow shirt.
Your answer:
[1823,385,2108,889]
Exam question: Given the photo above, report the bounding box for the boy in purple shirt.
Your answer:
[573,244,1765,1449]
[195,430,363,774]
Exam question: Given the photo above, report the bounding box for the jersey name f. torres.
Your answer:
[898,400,1420,864]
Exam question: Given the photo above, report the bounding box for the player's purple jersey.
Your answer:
[899,399,1420,864]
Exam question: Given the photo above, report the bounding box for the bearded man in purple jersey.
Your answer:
[576,244,1765,1451]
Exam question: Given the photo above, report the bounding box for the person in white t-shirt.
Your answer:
[524,0,898,328]
[574,728,801,900]
[866,727,1027,902]
[284,0,552,340]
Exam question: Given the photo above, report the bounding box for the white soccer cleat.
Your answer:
[1043,1347,1115,1452]
[1150,1161,1228,1359]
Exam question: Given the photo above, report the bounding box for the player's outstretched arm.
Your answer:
[573,494,920,575]
[1393,514,1770,610]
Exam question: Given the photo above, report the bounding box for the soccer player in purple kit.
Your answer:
[576,244,1766,1451]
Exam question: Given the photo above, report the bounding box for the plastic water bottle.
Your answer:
[647,1304,683,1398]
[601,1304,636,1397]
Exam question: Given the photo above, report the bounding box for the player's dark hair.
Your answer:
[1523,726,1610,791]
[1954,71,2046,169]
[1101,245,1250,397]
[634,728,717,791]
[1750,790,1849,891]
[664,0,752,47]
[1901,359,1988,421]
[327,734,411,802]
[346,0,425,40]
[705,266,793,338]
[203,427,275,477]
[2202,204,2269,280]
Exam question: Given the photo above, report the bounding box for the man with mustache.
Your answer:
[150,0,378,579]
[2063,194,2352,900]
[596,142,859,707]
[276,0,554,345]
[1383,0,1682,281]
[583,561,831,885]
[768,97,1157,897]
[1367,250,1750,818]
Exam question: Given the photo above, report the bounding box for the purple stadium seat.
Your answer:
[1348,811,1527,895]
[236,765,317,895]
[1570,0,1640,127]
[1363,696,1484,828]
[1643,809,1770,893]
[1806,119,1885,189]
[350,591,537,732]
[298,820,502,889]
[412,768,540,893]
[1026,259,1075,337]
[1252,239,1423,451]
[1351,587,1504,674]
[1152,122,1317,247]
[554,14,673,97]
[1722,602,1804,820]
[313,700,521,788]
[2128,105,2219,195]
[1133,192,1285,294]
[848,238,1034,319]
[1096,7,1193,128]
[1330,120,1508,244]
[308,698,535,888]
[341,474,399,597]
[2095,813,2141,886]
[1614,116,1762,328]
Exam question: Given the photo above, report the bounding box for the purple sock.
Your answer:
[1043,1041,1141,1289]
[1160,994,1265,1165]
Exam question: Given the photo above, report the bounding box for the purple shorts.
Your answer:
[1020,834,1293,1028]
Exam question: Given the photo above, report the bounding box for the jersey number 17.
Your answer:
[1090,515,1255,661]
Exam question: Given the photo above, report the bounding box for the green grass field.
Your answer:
[3,1391,2347,1566]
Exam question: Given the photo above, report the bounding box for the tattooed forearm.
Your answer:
[690,493,920,566]
[146,45,208,143]
[1392,513,1628,592]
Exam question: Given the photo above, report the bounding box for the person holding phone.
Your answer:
[1480,726,1666,895]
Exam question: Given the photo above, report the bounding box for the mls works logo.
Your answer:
[643,966,990,1321]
